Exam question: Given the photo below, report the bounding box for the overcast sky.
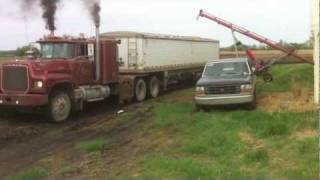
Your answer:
[0,0,312,50]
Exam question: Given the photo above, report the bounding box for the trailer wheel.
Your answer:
[135,78,147,102]
[149,76,160,98]
[47,90,72,123]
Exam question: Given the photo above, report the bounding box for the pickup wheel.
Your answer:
[195,105,210,112]
[148,76,160,98]
[134,78,147,102]
[47,91,72,123]
[246,89,257,110]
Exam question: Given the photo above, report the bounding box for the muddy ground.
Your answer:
[0,100,129,178]
[0,86,315,179]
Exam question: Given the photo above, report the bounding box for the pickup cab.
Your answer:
[194,58,256,110]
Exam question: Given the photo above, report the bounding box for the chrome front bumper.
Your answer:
[194,94,254,106]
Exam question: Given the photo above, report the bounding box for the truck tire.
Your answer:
[148,76,160,98]
[47,91,72,122]
[135,78,147,102]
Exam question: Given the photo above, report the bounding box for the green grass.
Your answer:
[143,156,214,178]
[141,101,317,179]
[76,139,107,153]
[244,148,269,165]
[140,64,317,179]
[6,168,48,180]
[257,64,313,93]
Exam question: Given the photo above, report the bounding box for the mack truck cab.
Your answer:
[0,34,119,122]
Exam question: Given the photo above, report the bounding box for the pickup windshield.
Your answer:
[41,43,75,59]
[203,61,250,78]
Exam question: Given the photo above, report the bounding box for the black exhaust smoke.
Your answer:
[21,0,60,33]
[21,0,37,12]
[82,0,101,27]
[40,0,60,32]
[20,0,100,34]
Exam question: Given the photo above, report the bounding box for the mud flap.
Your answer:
[119,76,135,104]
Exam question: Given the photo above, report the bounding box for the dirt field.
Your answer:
[0,57,12,63]
[221,50,313,64]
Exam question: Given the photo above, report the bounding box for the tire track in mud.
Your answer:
[0,84,190,178]
[0,101,116,177]
[0,99,153,178]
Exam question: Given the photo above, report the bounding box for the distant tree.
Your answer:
[15,45,40,57]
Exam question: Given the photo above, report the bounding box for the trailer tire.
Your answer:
[135,78,147,102]
[148,76,160,98]
[47,90,72,123]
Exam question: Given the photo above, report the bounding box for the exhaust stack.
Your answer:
[95,25,101,81]
[50,30,55,37]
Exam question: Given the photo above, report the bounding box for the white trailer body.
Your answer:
[101,31,220,72]
[101,31,219,103]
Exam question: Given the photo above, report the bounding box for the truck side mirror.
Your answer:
[118,58,124,66]
[87,43,95,62]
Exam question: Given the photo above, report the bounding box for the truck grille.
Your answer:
[205,85,240,95]
[2,66,29,93]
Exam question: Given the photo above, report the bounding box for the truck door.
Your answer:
[71,44,94,85]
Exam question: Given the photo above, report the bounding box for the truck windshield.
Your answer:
[41,43,75,59]
[203,61,250,78]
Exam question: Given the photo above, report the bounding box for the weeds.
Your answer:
[244,148,269,164]
[143,155,213,178]
[76,139,107,153]
[6,168,48,180]
[146,98,317,179]
[257,64,313,93]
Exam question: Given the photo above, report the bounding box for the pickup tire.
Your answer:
[47,90,72,122]
[134,78,147,102]
[246,90,257,110]
[148,76,160,98]
[195,105,210,112]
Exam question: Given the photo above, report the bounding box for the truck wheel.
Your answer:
[135,78,147,102]
[47,91,72,122]
[149,76,160,98]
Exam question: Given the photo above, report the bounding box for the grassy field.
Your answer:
[140,64,317,179]
[5,64,318,180]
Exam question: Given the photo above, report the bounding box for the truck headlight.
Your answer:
[34,81,44,88]
[195,86,205,96]
[240,84,253,93]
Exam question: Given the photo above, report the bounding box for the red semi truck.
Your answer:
[0,29,219,122]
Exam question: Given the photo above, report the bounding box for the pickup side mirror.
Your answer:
[251,67,256,73]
